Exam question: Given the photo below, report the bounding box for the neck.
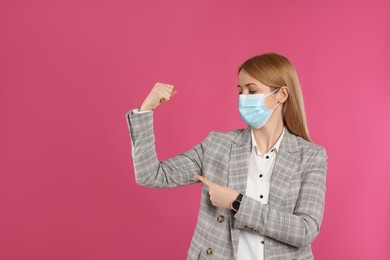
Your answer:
[252,116,284,154]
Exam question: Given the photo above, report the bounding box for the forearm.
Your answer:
[234,148,327,248]
[233,195,322,247]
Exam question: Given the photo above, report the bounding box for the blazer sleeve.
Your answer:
[125,109,212,188]
[233,146,328,248]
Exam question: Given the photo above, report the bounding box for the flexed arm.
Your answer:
[125,82,213,188]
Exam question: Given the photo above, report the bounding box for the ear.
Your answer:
[277,86,289,104]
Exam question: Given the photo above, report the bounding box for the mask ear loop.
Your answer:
[265,88,280,97]
[271,101,280,110]
[266,88,281,110]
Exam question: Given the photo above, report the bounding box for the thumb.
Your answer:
[194,174,214,187]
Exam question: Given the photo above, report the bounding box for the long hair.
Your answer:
[238,52,311,142]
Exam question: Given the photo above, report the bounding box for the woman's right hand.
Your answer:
[139,82,177,111]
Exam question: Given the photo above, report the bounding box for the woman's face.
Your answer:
[237,69,279,110]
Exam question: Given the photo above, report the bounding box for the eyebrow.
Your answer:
[237,83,257,87]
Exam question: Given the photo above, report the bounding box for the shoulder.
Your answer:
[198,129,247,157]
[201,129,250,149]
[297,134,324,151]
[288,131,328,162]
[208,128,245,140]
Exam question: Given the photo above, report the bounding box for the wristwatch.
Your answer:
[231,193,243,213]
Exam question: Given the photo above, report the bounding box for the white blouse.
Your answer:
[237,127,286,260]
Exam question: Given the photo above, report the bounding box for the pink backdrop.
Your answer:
[1,0,389,259]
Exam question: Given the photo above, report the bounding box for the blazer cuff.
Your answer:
[233,194,267,234]
[125,108,154,143]
[132,108,152,114]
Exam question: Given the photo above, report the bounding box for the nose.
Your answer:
[241,89,250,95]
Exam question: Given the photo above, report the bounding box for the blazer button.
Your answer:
[206,248,213,255]
[217,215,225,223]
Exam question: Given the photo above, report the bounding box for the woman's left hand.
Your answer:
[195,174,239,209]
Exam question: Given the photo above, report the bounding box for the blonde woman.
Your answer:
[125,52,328,260]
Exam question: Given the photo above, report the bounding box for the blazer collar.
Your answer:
[233,126,299,153]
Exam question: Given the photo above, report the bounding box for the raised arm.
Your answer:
[125,82,212,188]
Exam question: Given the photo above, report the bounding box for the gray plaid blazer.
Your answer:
[125,109,328,260]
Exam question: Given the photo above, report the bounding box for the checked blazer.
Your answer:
[125,109,328,260]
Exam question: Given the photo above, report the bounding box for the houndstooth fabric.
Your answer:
[125,109,328,260]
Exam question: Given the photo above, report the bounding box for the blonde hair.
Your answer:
[238,52,311,142]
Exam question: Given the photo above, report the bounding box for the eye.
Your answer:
[249,90,257,94]
[238,91,242,95]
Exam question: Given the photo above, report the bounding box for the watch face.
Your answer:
[232,200,240,211]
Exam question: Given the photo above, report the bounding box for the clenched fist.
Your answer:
[139,82,177,111]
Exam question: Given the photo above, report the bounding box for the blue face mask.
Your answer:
[238,89,280,129]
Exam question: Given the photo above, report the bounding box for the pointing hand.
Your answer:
[195,174,239,209]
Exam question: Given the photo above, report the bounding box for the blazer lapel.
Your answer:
[227,127,251,258]
[268,129,299,210]
[227,128,300,258]
[227,127,251,192]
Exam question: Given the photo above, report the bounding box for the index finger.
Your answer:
[194,175,213,187]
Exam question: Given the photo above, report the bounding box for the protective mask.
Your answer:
[238,89,280,129]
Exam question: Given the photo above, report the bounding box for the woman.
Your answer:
[125,52,328,260]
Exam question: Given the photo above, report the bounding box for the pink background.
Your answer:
[1,0,389,259]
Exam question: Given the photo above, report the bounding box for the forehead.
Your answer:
[237,69,267,88]
[238,69,256,82]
